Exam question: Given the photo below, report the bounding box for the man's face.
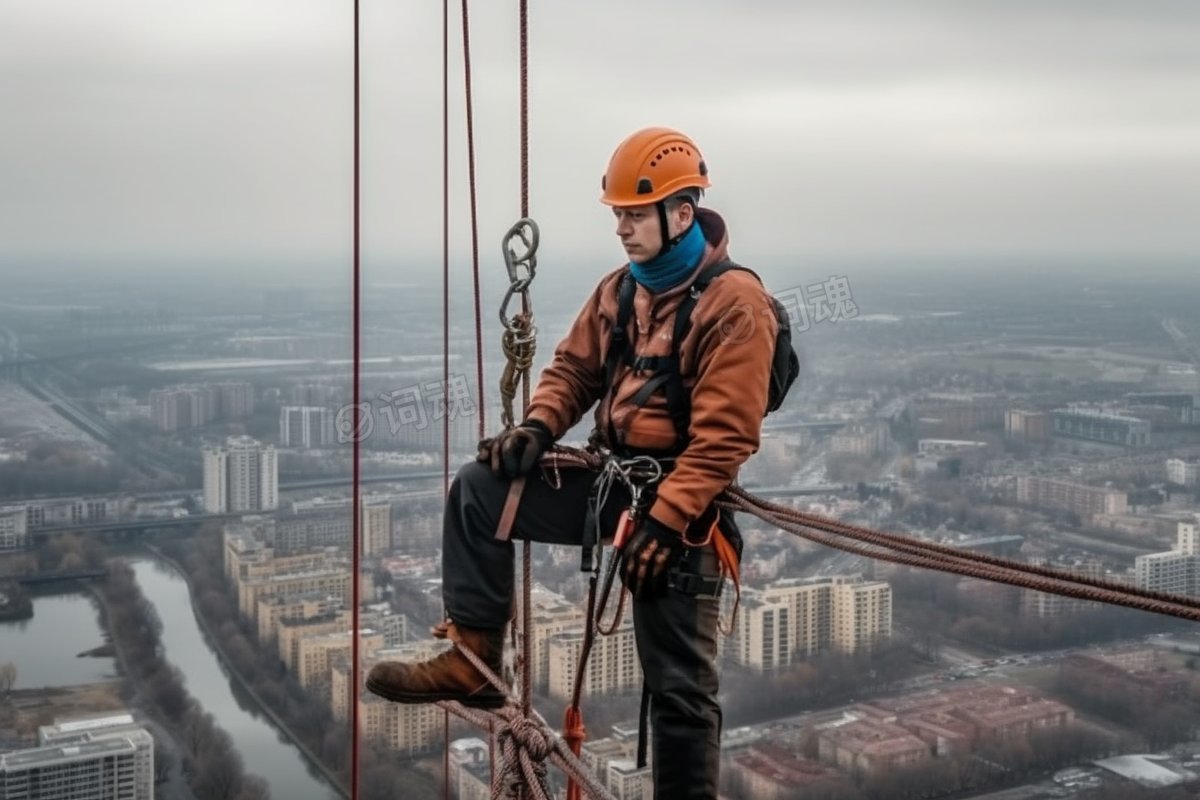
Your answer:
[613,202,692,262]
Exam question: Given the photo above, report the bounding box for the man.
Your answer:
[367,127,778,799]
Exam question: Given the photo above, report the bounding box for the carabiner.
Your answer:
[502,218,539,292]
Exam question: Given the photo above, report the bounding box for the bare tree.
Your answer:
[0,661,16,694]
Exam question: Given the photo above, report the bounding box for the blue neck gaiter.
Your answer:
[629,221,707,293]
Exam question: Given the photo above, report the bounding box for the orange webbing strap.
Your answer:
[711,519,741,636]
[495,475,526,542]
[563,705,586,800]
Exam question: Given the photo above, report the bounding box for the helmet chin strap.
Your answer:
[653,201,691,260]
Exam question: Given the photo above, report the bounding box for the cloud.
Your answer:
[0,0,1197,278]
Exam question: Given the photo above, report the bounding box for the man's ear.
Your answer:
[677,201,695,228]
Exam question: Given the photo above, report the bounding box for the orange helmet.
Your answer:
[600,127,710,207]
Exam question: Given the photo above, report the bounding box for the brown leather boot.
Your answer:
[365,622,506,709]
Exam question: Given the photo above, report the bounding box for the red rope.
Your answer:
[461,0,486,440]
[456,1,488,794]
[351,0,361,796]
[441,1,452,794]
[517,0,535,730]
[519,0,529,220]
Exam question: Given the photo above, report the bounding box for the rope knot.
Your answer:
[495,707,553,761]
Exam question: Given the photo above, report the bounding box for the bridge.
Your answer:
[28,513,243,544]
[26,482,845,543]
[17,569,108,585]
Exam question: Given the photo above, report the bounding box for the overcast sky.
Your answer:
[1,0,1197,285]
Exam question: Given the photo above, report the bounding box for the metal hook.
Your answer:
[499,218,540,332]
[503,218,539,292]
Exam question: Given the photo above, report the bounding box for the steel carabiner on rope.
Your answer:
[499,217,540,333]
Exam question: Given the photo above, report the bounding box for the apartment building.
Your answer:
[203,436,277,513]
[237,568,366,626]
[831,422,891,457]
[332,642,449,755]
[297,629,383,691]
[1050,407,1151,448]
[276,611,352,672]
[547,617,639,701]
[279,405,334,448]
[1004,410,1049,444]
[1021,559,1104,618]
[255,591,343,645]
[0,714,153,800]
[361,501,393,557]
[1167,458,1200,487]
[730,576,892,671]
[1014,476,1128,518]
[0,507,27,552]
[1136,520,1200,597]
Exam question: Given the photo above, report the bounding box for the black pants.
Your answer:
[443,459,725,800]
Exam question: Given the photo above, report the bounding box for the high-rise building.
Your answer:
[202,436,278,513]
[0,506,28,551]
[333,643,449,755]
[1005,410,1050,443]
[216,381,255,419]
[517,585,587,691]
[279,406,334,448]
[149,388,191,432]
[1167,458,1200,487]
[0,713,154,800]
[360,501,393,557]
[547,617,640,700]
[1135,520,1200,597]
[831,579,893,653]
[730,576,891,671]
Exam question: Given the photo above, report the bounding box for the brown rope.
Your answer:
[437,636,617,800]
[499,314,536,429]
[726,487,1200,618]
[548,446,1200,623]
[460,0,485,442]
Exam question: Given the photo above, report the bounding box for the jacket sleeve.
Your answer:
[521,279,610,439]
[648,272,778,533]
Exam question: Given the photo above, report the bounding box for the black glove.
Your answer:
[621,516,684,600]
[476,419,554,478]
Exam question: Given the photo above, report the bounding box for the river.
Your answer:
[0,591,116,688]
[0,557,338,800]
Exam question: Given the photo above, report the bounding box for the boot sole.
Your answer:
[365,676,507,710]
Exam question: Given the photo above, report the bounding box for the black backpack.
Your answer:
[602,260,800,453]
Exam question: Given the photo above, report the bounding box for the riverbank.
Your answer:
[0,582,32,622]
[85,573,199,800]
[144,541,350,799]
[0,683,125,740]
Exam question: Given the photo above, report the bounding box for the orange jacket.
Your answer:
[524,209,779,534]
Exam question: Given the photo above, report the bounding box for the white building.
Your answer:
[1,713,154,800]
[1166,458,1200,487]
[0,506,27,551]
[279,406,334,448]
[548,617,640,700]
[1135,519,1200,597]
[203,436,278,514]
[360,501,393,557]
[730,576,892,671]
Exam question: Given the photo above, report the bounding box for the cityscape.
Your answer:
[2,265,1200,800]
